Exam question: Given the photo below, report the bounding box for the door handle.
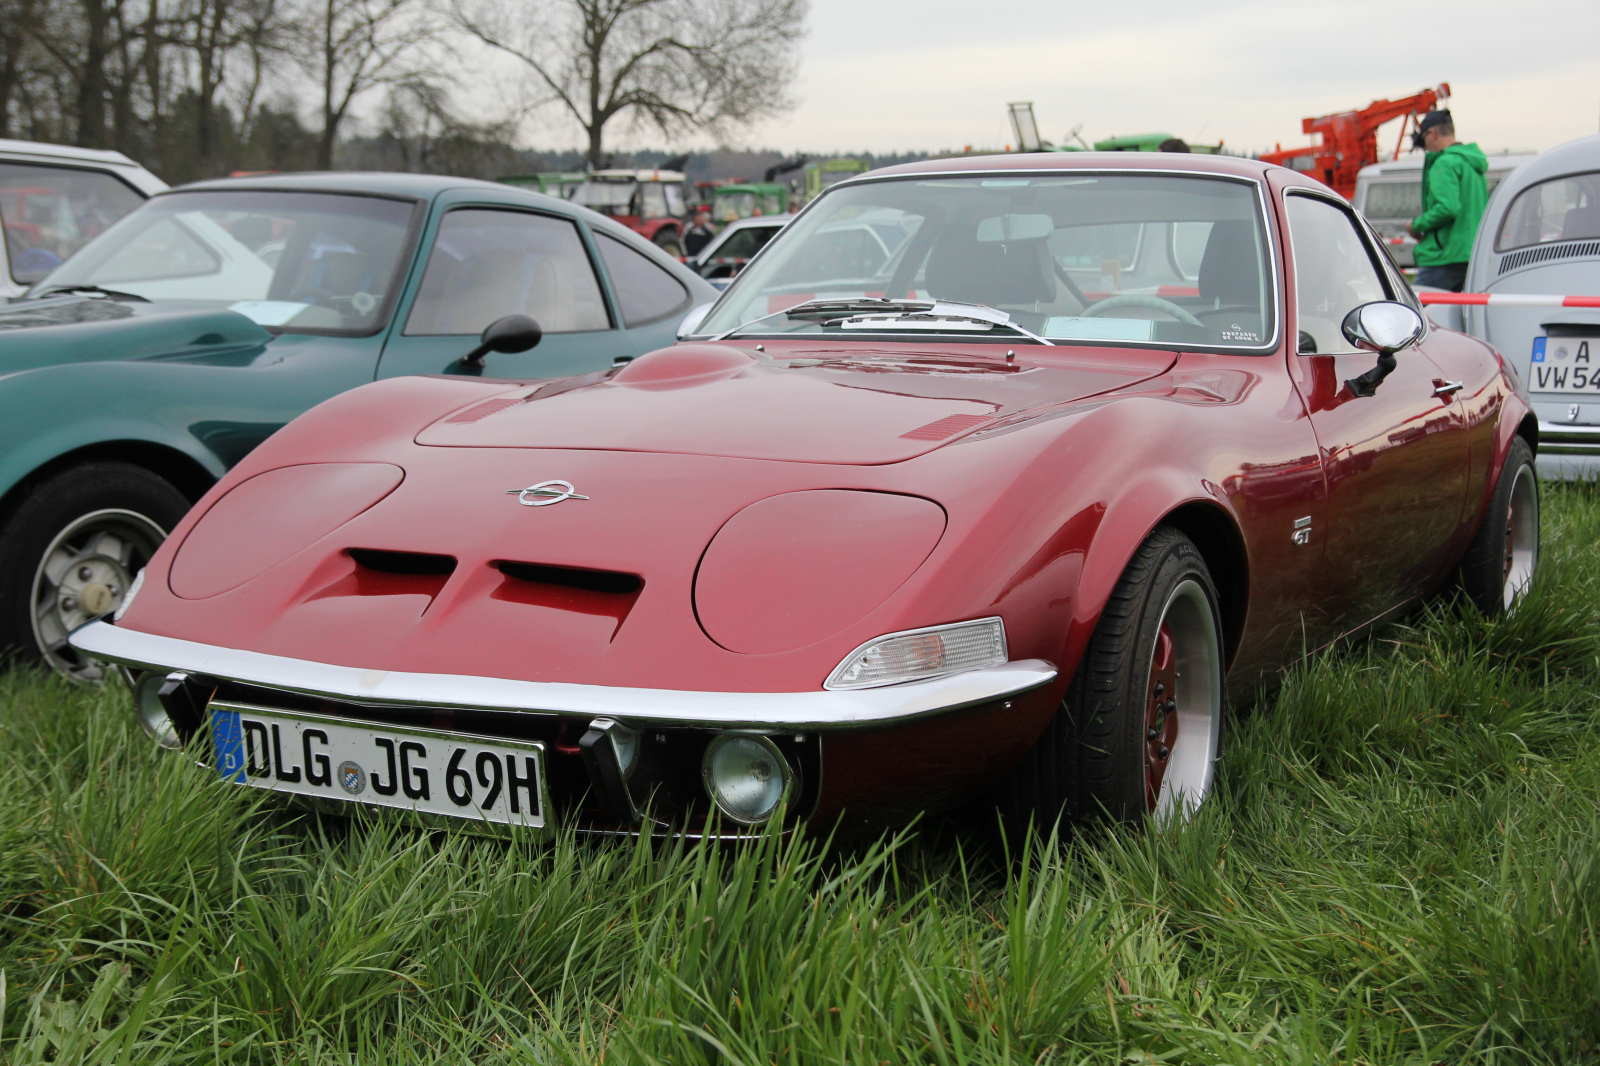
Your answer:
[1432,379,1464,398]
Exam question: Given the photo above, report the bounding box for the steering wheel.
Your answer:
[1079,293,1205,328]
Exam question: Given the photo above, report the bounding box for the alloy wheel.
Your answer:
[1144,578,1223,818]
[1503,463,1538,611]
[30,508,166,682]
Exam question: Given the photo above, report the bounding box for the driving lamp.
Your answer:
[133,671,183,749]
[824,617,1007,690]
[702,734,792,824]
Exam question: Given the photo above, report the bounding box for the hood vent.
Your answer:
[445,397,525,424]
[492,561,643,639]
[900,413,992,440]
[305,548,458,609]
[349,548,457,576]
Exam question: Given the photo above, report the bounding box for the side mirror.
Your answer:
[461,314,542,369]
[1341,301,1423,355]
[1341,301,1423,397]
[676,301,714,340]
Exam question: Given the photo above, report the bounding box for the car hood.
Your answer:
[417,342,1177,464]
[0,296,272,371]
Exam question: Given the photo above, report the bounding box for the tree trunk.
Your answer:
[76,0,111,147]
[318,0,336,168]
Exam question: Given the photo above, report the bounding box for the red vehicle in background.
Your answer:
[1262,84,1449,199]
[571,169,691,257]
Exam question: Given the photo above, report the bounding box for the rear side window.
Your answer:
[0,162,144,284]
[406,208,609,335]
[596,232,691,327]
[1495,171,1600,252]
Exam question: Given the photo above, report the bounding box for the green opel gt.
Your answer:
[0,171,718,680]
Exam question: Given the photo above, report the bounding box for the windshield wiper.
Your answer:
[30,284,150,303]
[715,297,1054,345]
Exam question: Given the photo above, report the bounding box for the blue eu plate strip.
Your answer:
[211,709,246,783]
[1532,336,1547,363]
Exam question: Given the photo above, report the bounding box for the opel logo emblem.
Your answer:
[505,479,590,507]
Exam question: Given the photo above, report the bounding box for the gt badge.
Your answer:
[337,760,367,795]
[1292,516,1312,546]
[505,480,590,507]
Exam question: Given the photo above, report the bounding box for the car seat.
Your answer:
[1560,200,1600,242]
[924,226,1054,307]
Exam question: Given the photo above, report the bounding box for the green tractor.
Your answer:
[711,182,790,223]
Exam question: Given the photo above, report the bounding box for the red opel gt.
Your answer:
[72,154,1539,836]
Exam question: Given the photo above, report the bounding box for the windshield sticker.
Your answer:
[1220,323,1260,343]
[229,301,312,326]
[1044,317,1154,342]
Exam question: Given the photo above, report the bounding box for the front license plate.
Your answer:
[208,701,548,829]
[1529,336,1600,393]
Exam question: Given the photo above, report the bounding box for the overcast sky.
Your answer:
[556,0,1600,158]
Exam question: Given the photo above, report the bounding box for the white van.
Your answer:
[1353,150,1535,269]
[0,140,168,300]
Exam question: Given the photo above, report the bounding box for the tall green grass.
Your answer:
[3,482,1598,1064]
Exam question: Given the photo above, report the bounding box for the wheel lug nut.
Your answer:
[1157,745,1169,760]
[77,565,93,581]
[1152,682,1164,696]
[1165,698,1176,712]
[61,596,77,611]
[1147,727,1159,740]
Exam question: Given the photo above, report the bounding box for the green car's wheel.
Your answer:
[0,463,190,681]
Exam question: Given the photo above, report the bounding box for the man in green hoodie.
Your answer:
[1408,110,1489,292]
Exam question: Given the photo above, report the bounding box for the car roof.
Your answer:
[169,171,524,199]
[1489,134,1600,201]
[862,151,1274,183]
[1355,151,1538,179]
[0,137,149,170]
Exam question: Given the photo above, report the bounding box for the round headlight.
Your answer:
[702,734,792,825]
[133,672,182,749]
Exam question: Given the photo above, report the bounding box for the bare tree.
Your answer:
[448,0,806,169]
[292,0,430,168]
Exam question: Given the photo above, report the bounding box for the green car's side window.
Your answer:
[405,208,611,335]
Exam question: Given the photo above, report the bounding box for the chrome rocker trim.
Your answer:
[70,622,1058,731]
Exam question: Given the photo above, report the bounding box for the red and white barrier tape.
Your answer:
[1417,292,1600,307]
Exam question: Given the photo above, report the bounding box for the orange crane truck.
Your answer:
[1261,83,1449,199]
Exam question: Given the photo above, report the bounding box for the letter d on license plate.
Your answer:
[208,701,547,829]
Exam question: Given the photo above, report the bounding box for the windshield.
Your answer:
[572,181,635,213]
[32,190,419,334]
[698,173,1276,350]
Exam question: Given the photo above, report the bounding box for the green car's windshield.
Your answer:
[31,190,420,335]
[698,173,1276,351]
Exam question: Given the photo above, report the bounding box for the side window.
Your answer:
[641,184,668,220]
[1286,194,1390,354]
[0,163,145,284]
[405,208,609,335]
[595,232,691,327]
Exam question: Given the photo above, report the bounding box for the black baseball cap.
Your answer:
[1412,109,1452,148]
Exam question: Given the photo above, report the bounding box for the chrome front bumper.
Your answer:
[69,621,1058,731]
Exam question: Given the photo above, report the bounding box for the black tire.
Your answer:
[0,463,190,681]
[1009,526,1225,825]
[1459,436,1538,615]
[654,232,685,258]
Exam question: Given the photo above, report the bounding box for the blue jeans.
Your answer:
[1415,263,1468,292]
